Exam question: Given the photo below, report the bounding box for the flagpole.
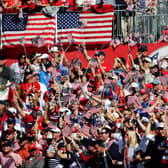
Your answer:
[55,14,58,46]
[23,43,28,58]
[0,13,2,49]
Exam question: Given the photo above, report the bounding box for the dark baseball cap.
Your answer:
[0,55,6,60]
[2,141,11,147]
[141,45,148,52]
[138,47,142,52]
[0,100,7,105]
[7,118,15,124]
[45,62,52,70]
[4,129,14,135]
[97,51,105,57]
[27,121,36,130]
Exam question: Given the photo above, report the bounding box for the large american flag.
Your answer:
[2,13,56,47]
[57,12,114,44]
[1,11,114,48]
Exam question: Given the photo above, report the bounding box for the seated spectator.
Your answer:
[48,0,63,6]
[2,0,21,13]
[20,0,36,13]
[0,55,13,85]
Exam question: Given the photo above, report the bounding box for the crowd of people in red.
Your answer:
[0,0,113,13]
[0,42,167,168]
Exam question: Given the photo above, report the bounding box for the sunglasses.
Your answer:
[99,132,107,135]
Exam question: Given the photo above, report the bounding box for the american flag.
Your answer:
[2,13,56,48]
[57,11,114,44]
[2,11,114,48]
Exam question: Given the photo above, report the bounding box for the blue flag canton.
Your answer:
[57,12,79,29]
[2,14,28,32]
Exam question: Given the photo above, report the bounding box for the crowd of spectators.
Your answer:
[0,42,167,168]
[0,0,116,13]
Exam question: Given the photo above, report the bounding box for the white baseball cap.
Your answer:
[164,54,168,59]
[141,117,149,123]
[8,107,17,114]
[124,89,131,96]
[40,53,49,59]
[144,57,152,63]
[111,75,118,80]
[51,127,61,133]
[59,107,71,113]
[50,46,59,53]
[158,122,164,128]
[34,53,41,58]
[131,82,138,88]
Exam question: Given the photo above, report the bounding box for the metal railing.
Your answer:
[112,3,168,43]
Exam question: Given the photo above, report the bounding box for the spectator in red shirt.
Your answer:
[14,98,44,132]
[2,0,21,13]
[48,0,63,6]
[0,101,8,132]
[162,25,168,35]
[20,0,36,13]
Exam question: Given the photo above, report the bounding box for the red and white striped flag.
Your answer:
[2,11,114,48]
[57,11,114,44]
[2,13,56,48]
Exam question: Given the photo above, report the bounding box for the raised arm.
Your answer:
[43,104,50,125]
[137,52,145,71]
[86,91,105,105]
[128,53,135,68]
[136,114,146,132]
[13,97,25,118]
[81,42,91,62]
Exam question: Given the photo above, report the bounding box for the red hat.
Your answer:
[140,88,146,94]
[4,128,14,135]
[28,143,37,151]
[34,106,40,111]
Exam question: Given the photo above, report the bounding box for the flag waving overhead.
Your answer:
[2,13,56,48]
[57,11,114,44]
[2,11,114,48]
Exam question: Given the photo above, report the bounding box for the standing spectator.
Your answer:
[0,101,9,134]
[39,53,50,72]
[0,141,22,168]
[134,45,148,66]
[22,144,45,168]
[0,55,13,85]
[30,53,42,73]
[39,62,52,88]
[10,53,28,84]
[47,127,67,168]
[160,55,168,75]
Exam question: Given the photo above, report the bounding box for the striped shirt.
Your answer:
[162,138,168,164]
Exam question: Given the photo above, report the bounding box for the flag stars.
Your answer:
[3,14,27,32]
[57,12,79,29]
